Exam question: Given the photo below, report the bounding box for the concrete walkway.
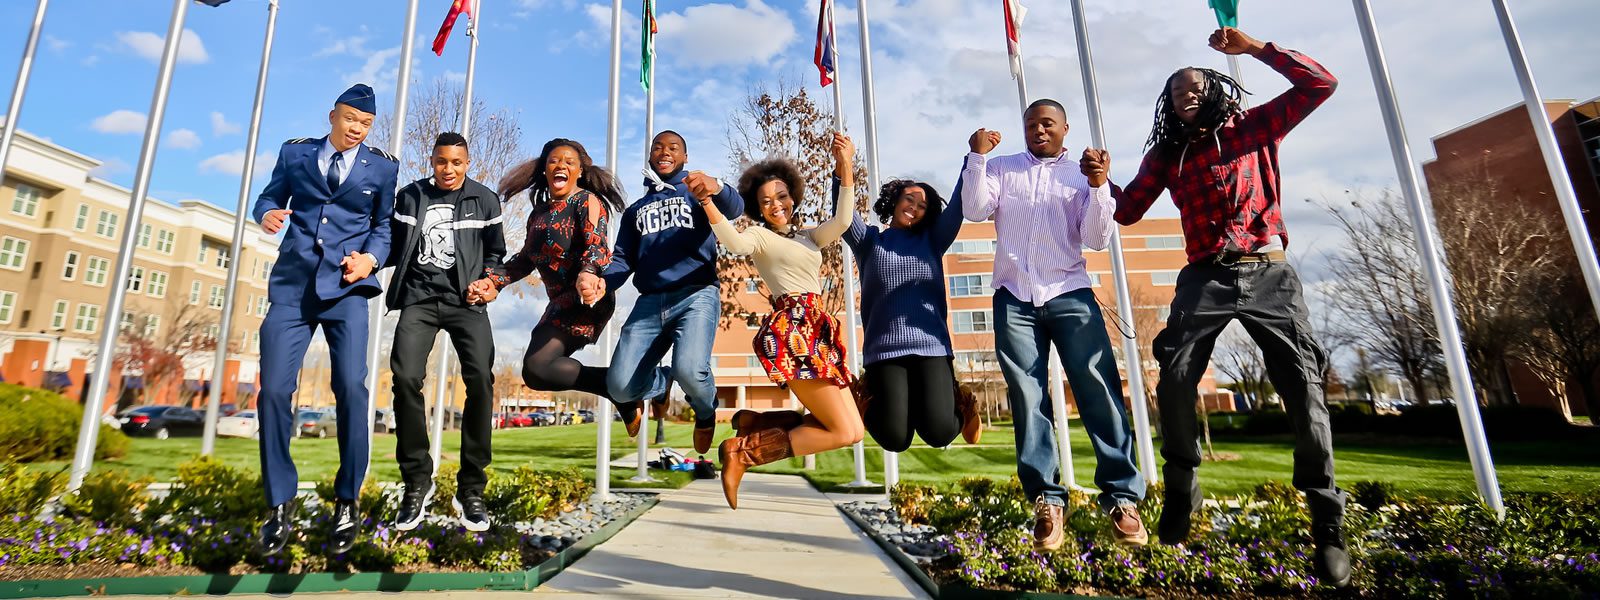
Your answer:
[536,473,927,599]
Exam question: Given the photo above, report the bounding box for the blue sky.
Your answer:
[3,0,1597,368]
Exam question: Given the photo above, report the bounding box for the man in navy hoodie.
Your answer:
[603,130,743,454]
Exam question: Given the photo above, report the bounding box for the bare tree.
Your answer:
[1117,287,1166,425]
[1318,192,1445,405]
[1216,326,1273,413]
[1517,267,1600,422]
[114,303,219,408]
[1432,171,1564,406]
[720,81,868,329]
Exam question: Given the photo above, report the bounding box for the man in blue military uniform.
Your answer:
[252,84,397,556]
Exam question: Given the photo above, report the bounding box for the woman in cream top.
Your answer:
[686,132,863,510]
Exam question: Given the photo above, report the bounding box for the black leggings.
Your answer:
[863,355,961,452]
[521,325,611,401]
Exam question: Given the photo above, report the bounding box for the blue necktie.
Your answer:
[327,151,343,193]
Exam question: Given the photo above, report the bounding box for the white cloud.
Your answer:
[444,70,467,84]
[90,110,147,134]
[341,46,403,95]
[44,35,70,52]
[115,28,209,64]
[166,128,201,150]
[315,34,369,58]
[656,0,798,67]
[89,157,131,179]
[199,150,272,177]
[210,111,241,137]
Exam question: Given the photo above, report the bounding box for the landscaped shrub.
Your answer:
[1350,480,1397,512]
[63,470,151,528]
[148,455,269,520]
[1216,401,1597,443]
[484,466,592,522]
[888,483,937,525]
[0,383,128,462]
[0,462,65,516]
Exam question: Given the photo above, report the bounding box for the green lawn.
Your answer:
[42,420,1600,501]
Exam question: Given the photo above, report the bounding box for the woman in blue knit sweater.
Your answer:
[843,177,982,452]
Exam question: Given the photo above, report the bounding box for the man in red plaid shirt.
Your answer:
[1086,27,1350,588]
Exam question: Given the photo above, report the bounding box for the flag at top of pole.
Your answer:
[432,0,473,55]
[1209,0,1240,28]
[1003,0,1027,80]
[814,0,836,87]
[641,0,657,90]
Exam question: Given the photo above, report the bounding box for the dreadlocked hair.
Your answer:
[498,138,626,211]
[1145,67,1250,153]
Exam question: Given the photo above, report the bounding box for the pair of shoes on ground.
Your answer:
[1155,489,1352,588]
[1029,498,1149,551]
[394,480,491,533]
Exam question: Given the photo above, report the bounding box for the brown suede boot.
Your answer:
[956,387,983,445]
[717,427,794,510]
[730,410,804,436]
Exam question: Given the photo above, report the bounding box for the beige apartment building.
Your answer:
[707,216,1228,420]
[0,129,279,411]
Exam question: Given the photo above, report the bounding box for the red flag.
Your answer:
[432,0,473,56]
[1003,0,1026,79]
[813,0,836,87]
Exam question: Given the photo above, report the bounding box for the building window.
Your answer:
[147,271,168,298]
[143,315,160,338]
[1089,272,1103,287]
[248,331,260,353]
[50,300,68,330]
[84,256,110,286]
[1158,306,1172,321]
[214,245,229,269]
[0,237,28,270]
[949,239,997,255]
[95,210,118,238]
[954,350,998,371]
[256,296,269,317]
[205,324,220,341]
[138,224,153,248]
[0,291,15,324]
[952,309,994,334]
[208,285,225,309]
[745,278,759,294]
[74,304,100,333]
[1145,235,1184,250]
[11,184,41,217]
[746,356,761,369]
[61,251,81,280]
[155,229,175,254]
[127,266,145,293]
[948,273,993,298]
[73,204,90,231]
[197,244,206,264]
[259,260,273,279]
[1151,271,1180,286]
[189,281,202,305]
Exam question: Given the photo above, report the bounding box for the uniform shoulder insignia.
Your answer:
[368,147,397,162]
[284,137,315,145]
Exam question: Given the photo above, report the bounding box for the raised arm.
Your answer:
[931,170,967,254]
[1213,28,1336,141]
[961,128,1003,222]
[807,133,857,246]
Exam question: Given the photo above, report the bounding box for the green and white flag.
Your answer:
[641,0,657,91]
[1209,0,1239,28]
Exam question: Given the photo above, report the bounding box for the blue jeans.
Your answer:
[606,284,720,427]
[995,287,1145,511]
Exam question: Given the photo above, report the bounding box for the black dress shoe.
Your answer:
[394,481,434,532]
[329,499,360,555]
[1313,521,1352,588]
[259,502,296,556]
[452,490,491,532]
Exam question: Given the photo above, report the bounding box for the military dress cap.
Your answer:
[335,83,377,115]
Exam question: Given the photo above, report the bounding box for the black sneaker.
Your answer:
[329,499,360,555]
[394,481,435,532]
[1312,521,1352,588]
[453,490,491,532]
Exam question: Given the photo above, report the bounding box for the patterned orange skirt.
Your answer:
[753,293,853,387]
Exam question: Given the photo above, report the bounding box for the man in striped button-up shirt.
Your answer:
[961,99,1147,551]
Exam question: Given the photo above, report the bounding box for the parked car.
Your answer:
[577,409,595,424]
[216,410,259,439]
[118,406,204,439]
[530,410,556,426]
[494,412,523,429]
[515,413,536,427]
[296,410,337,439]
[373,408,396,434]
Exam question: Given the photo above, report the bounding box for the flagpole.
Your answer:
[822,0,872,491]
[1225,55,1249,109]
[1490,0,1600,319]
[1066,0,1158,485]
[202,0,279,456]
[459,0,482,133]
[1351,0,1502,517]
[0,0,48,176]
[1005,2,1077,491]
[68,0,190,492]
[630,24,657,484]
[595,0,624,502]
[371,0,421,491]
[852,0,897,488]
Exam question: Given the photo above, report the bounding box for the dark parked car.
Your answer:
[577,409,596,424]
[530,411,556,426]
[296,410,337,439]
[118,406,204,439]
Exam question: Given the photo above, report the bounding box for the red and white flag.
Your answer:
[1003,0,1027,80]
[432,0,474,56]
[813,0,837,87]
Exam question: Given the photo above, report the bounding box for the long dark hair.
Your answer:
[498,138,625,211]
[873,179,944,233]
[1145,67,1250,153]
[737,158,806,230]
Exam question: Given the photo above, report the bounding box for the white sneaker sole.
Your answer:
[452,496,491,532]
[394,483,435,532]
